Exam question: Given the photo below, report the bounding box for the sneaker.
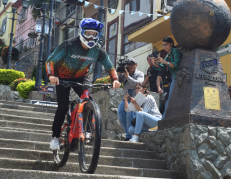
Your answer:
[124,137,130,141]
[129,135,139,143]
[50,137,60,150]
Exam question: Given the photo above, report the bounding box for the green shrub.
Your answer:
[9,78,31,91]
[0,69,25,85]
[94,76,124,88]
[1,46,20,64]
[32,65,45,81]
[94,76,112,84]
[16,81,35,99]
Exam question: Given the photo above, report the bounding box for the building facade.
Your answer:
[0,0,17,46]
[13,3,37,53]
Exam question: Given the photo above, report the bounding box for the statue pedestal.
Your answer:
[158,49,231,130]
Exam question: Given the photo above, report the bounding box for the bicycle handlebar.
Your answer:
[59,80,113,89]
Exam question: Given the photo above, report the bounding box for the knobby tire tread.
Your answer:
[79,100,102,174]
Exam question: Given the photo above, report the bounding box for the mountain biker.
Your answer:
[46,18,121,150]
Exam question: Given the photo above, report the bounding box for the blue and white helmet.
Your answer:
[79,18,104,49]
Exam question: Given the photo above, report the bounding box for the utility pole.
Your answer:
[34,3,47,90]
[93,0,104,82]
[45,0,54,85]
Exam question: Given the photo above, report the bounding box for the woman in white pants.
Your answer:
[124,83,162,142]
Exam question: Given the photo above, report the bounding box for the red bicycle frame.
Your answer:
[60,89,89,145]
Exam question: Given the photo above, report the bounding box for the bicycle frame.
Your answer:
[60,89,89,150]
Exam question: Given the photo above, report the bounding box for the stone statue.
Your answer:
[158,0,231,129]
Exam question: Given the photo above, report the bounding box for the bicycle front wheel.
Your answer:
[79,100,102,173]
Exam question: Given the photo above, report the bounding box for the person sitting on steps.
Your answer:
[125,83,162,143]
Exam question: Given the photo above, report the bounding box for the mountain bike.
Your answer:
[53,80,112,174]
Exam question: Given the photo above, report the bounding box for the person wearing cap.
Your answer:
[143,55,159,93]
[117,58,144,141]
[229,86,231,99]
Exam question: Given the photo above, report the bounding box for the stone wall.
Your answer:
[0,85,30,103]
[140,124,231,179]
[92,88,159,140]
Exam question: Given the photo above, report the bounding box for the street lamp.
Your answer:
[3,0,29,69]
[32,0,60,88]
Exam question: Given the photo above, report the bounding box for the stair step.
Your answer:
[0,148,166,169]
[0,138,159,160]
[0,114,53,125]
[0,168,172,179]
[0,130,147,150]
[0,120,51,131]
[0,158,177,178]
[0,100,57,109]
[0,108,55,119]
[0,103,56,114]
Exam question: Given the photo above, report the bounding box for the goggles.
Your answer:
[82,29,100,39]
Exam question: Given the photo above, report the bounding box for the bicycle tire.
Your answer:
[53,116,70,167]
[79,100,102,173]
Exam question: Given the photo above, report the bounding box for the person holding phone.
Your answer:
[152,36,182,119]
[142,54,159,93]
[124,83,162,143]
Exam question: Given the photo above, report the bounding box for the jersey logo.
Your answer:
[71,55,94,61]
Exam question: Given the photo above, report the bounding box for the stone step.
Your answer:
[0,148,166,169]
[0,168,172,179]
[0,158,177,178]
[0,130,147,150]
[0,114,53,125]
[0,120,51,132]
[0,108,55,119]
[0,138,159,160]
[0,127,51,134]
[0,103,56,114]
[0,100,57,110]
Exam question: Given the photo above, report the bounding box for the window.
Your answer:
[66,4,76,17]
[167,0,176,6]
[107,21,118,66]
[91,12,106,45]
[122,0,152,54]
[129,0,140,12]
[21,9,27,21]
[1,17,7,35]
[123,35,146,54]
[63,22,75,41]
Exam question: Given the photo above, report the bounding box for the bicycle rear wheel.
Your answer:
[53,119,70,167]
[79,100,102,173]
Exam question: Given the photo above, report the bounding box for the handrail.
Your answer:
[14,37,37,47]
[17,50,38,63]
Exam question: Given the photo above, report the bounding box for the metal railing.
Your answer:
[14,38,38,54]
[15,51,39,73]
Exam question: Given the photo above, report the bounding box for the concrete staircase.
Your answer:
[0,100,177,179]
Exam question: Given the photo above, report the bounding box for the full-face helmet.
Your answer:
[79,18,104,49]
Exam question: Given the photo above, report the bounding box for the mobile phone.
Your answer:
[152,51,158,58]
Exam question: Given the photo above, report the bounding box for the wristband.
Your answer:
[167,62,170,66]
